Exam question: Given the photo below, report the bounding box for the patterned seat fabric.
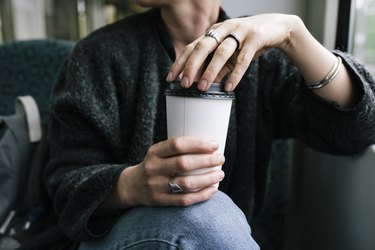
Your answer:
[0,39,74,122]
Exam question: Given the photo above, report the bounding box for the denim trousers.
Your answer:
[79,191,260,250]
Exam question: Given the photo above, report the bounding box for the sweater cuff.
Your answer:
[299,51,371,115]
[60,164,128,241]
[297,51,375,154]
[84,165,127,239]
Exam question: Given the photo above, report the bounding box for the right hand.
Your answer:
[117,136,225,208]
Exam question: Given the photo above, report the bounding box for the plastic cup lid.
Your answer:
[165,82,235,99]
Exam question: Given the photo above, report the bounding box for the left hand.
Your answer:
[166,14,303,92]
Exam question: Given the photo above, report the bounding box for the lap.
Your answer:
[79,191,259,250]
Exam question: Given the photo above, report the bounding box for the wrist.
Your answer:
[278,14,307,56]
[116,165,140,208]
[93,169,130,217]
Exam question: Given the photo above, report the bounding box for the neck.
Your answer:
[160,1,220,57]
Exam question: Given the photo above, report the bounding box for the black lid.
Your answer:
[165,82,235,99]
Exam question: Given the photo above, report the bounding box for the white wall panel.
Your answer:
[221,0,305,18]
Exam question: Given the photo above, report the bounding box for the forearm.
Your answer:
[281,16,361,108]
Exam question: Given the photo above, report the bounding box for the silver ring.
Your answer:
[225,33,241,50]
[205,29,220,44]
[168,177,183,193]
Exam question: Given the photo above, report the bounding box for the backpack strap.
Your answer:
[15,96,42,143]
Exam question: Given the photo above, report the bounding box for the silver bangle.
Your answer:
[307,56,342,90]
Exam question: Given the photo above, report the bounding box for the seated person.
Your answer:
[24,0,375,249]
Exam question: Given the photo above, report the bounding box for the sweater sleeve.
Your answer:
[267,49,375,154]
[44,42,129,241]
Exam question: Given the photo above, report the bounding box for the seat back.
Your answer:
[0,39,75,122]
[287,143,375,250]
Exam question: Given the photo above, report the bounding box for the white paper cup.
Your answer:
[165,82,235,176]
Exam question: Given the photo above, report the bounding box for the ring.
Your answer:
[168,176,183,193]
[205,29,220,44]
[225,33,241,50]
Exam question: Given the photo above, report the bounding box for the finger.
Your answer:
[151,136,220,158]
[166,38,202,82]
[193,62,207,82]
[171,170,225,192]
[198,38,238,91]
[167,22,225,83]
[159,153,225,176]
[225,40,257,91]
[157,185,219,206]
[180,37,221,88]
[213,63,232,83]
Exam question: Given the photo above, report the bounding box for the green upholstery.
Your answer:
[0,39,74,122]
[0,39,74,248]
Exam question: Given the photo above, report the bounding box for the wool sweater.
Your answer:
[43,7,375,248]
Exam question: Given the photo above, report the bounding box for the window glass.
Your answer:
[352,0,375,74]
[0,12,3,43]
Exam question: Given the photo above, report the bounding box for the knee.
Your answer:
[171,192,260,249]
[91,192,259,250]
[178,191,249,232]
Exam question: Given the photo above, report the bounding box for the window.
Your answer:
[0,10,3,43]
[336,0,375,74]
[353,0,375,73]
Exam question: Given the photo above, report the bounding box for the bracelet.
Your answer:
[307,56,342,90]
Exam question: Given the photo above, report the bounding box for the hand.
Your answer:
[117,136,225,207]
[166,14,304,92]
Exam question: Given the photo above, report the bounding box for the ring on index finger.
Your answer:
[225,33,242,50]
[205,29,220,45]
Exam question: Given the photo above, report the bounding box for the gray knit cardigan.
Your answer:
[44,7,375,244]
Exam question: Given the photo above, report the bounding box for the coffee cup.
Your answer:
[165,82,235,175]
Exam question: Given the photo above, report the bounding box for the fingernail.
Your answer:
[225,83,233,92]
[217,154,225,163]
[166,72,173,82]
[219,171,225,180]
[181,75,190,87]
[198,79,207,91]
[210,141,219,150]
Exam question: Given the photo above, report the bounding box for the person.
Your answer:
[23,0,375,249]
